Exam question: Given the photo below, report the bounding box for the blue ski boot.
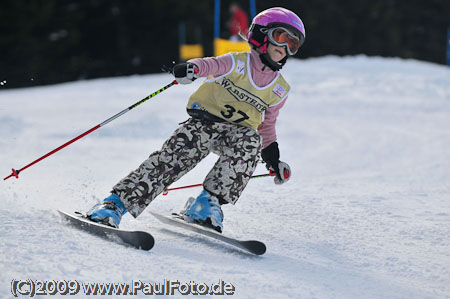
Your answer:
[181,190,224,233]
[87,193,127,228]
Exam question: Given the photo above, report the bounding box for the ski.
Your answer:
[150,211,266,255]
[58,210,154,251]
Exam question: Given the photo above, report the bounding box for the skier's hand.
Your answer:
[162,62,199,84]
[272,161,291,185]
[261,142,291,185]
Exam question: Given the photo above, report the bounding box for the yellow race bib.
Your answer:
[187,52,290,130]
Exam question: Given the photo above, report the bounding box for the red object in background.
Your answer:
[230,5,249,36]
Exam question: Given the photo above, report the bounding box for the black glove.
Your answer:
[162,62,199,84]
[261,142,291,185]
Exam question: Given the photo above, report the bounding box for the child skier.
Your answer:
[87,7,306,233]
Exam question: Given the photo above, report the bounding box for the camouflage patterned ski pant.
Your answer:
[112,118,262,218]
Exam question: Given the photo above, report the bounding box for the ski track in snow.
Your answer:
[1,55,449,298]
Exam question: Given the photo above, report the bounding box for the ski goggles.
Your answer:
[267,27,303,56]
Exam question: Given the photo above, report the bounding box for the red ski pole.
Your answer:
[162,172,277,195]
[4,80,178,181]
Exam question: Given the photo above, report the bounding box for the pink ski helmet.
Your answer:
[248,7,305,70]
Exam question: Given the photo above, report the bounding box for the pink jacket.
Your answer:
[189,49,287,149]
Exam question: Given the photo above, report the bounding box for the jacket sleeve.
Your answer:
[188,54,233,78]
[257,98,287,149]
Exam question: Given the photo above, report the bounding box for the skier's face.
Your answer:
[267,43,287,62]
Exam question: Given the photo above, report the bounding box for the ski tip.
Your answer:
[247,241,266,255]
[58,210,155,251]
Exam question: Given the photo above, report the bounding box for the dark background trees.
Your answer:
[1,0,449,89]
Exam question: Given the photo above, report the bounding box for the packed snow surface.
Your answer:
[1,55,449,298]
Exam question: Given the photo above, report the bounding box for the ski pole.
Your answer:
[162,172,276,195]
[4,80,178,181]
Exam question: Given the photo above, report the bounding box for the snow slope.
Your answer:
[1,56,449,298]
